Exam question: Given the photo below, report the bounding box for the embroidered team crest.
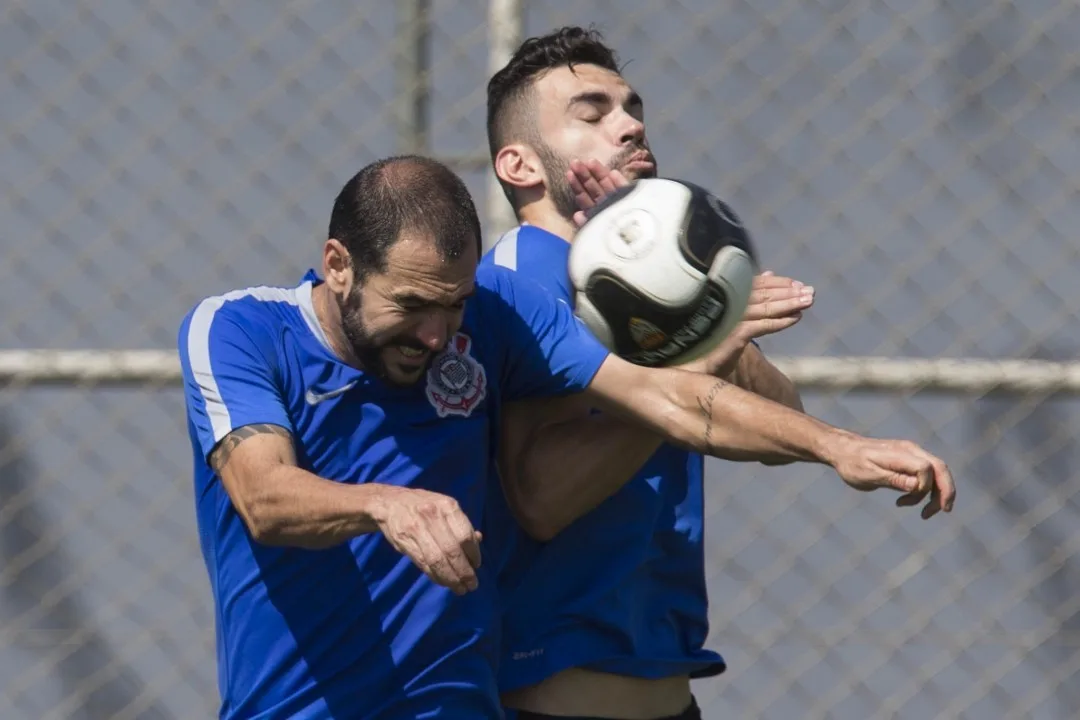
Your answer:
[425,333,487,418]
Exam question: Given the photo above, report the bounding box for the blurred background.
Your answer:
[1,1,1078,718]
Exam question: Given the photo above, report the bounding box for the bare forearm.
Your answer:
[729,344,803,412]
[654,370,839,465]
[514,415,664,540]
[235,465,385,549]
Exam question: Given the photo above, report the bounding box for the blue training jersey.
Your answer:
[177,265,610,720]
[481,225,726,692]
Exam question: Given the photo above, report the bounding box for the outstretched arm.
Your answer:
[569,159,806,413]
[496,274,813,540]
[680,272,809,414]
[583,356,956,519]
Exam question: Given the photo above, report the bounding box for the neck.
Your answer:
[517,201,577,243]
[311,283,361,367]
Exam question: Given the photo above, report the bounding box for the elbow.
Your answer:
[505,483,568,543]
[520,519,561,543]
[234,488,293,547]
[513,498,566,543]
[241,503,287,546]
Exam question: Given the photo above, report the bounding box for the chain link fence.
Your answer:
[2,1,1078,718]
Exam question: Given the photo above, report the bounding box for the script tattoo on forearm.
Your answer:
[696,379,727,449]
[210,423,290,471]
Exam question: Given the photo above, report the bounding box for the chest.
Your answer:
[279,333,503,490]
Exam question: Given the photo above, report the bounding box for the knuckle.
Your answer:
[436,495,461,511]
[415,501,440,518]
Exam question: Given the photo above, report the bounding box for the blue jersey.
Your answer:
[481,225,726,692]
[178,265,610,720]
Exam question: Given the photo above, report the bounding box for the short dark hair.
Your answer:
[486,26,622,208]
[328,155,481,278]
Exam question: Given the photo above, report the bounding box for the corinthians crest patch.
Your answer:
[425,333,487,418]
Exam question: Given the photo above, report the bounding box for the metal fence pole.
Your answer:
[484,0,523,249]
[395,0,431,155]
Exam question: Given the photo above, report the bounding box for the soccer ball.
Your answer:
[568,178,758,367]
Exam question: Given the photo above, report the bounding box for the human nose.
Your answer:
[616,111,645,146]
[415,312,449,351]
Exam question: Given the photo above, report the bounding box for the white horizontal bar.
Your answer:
[1,350,1079,393]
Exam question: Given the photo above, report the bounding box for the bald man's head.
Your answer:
[328,154,482,278]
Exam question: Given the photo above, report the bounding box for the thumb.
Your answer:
[878,450,933,494]
[573,210,587,228]
[888,472,919,493]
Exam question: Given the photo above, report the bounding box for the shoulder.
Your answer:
[472,262,547,306]
[179,282,310,355]
[482,226,571,271]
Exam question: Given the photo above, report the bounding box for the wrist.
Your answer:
[813,426,858,467]
[676,356,709,374]
[709,340,748,379]
[354,483,401,527]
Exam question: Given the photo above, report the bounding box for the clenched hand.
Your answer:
[826,433,956,519]
[370,486,483,595]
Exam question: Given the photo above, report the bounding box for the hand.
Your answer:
[684,271,814,378]
[370,486,483,595]
[826,433,957,519]
[567,158,630,227]
[704,271,814,375]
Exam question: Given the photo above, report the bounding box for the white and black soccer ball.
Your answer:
[568,178,758,367]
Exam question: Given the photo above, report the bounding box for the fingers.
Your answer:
[742,291,814,323]
[729,273,814,341]
[444,509,483,570]
[581,158,628,196]
[567,159,631,215]
[750,274,813,315]
[414,523,474,595]
[385,496,482,595]
[738,312,802,339]
[746,279,814,302]
[752,272,801,290]
[879,446,933,493]
[567,166,593,210]
[428,513,479,595]
[575,164,611,208]
[920,452,956,519]
[882,443,956,519]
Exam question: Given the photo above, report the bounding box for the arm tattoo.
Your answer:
[210,423,290,471]
[696,380,727,449]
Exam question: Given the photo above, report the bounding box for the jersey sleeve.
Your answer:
[483,227,574,305]
[177,299,293,463]
[476,264,611,402]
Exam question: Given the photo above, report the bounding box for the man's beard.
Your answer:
[535,141,657,222]
[337,288,433,386]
